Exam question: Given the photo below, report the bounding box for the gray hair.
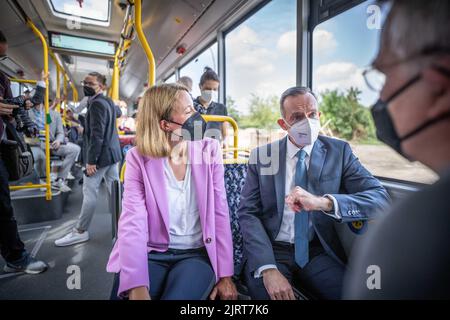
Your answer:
[280,86,318,117]
[177,76,193,91]
[381,0,450,61]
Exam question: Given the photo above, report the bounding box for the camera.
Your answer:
[1,96,38,137]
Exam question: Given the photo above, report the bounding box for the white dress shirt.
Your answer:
[254,138,341,277]
[164,159,204,250]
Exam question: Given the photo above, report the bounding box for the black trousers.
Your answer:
[110,248,215,300]
[244,238,345,300]
[0,157,25,262]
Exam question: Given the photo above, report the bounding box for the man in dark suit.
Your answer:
[238,87,390,300]
[55,72,122,247]
[344,0,450,299]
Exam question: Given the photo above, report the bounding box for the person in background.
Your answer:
[0,29,47,274]
[107,83,237,300]
[28,99,80,192]
[193,67,228,143]
[177,76,193,93]
[54,72,121,247]
[344,0,450,299]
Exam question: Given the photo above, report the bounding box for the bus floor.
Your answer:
[0,179,115,300]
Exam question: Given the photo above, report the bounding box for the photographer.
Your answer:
[0,30,47,274]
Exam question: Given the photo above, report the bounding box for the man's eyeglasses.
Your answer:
[362,46,450,93]
[362,67,386,92]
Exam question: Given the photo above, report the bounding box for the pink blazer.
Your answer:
[106,138,234,296]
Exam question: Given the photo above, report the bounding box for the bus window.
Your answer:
[47,0,111,27]
[225,0,297,147]
[164,73,176,84]
[180,42,218,99]
[312,1,438,184]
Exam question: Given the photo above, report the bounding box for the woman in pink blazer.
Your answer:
[107,83,237,300]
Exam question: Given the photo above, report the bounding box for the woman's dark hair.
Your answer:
[199,66,219,86]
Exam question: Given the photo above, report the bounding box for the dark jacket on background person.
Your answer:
[84,94,122,168]
[193,97,227,140]
[0,71,13,100]
[344,169,450,299]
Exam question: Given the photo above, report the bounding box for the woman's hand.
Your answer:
[209,277,238,300]
[128,286,151,300]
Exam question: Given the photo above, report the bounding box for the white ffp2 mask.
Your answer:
[286,118,321,146]
[201,90,218,104]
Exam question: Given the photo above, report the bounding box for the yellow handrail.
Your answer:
[10,184,47,191]
[119,115,243,182]
[110,48,120,101]
[9,78,37,85]
[50,50,78,103]
[55,66,61,112]
[202,115,239,159]
[70,80,78,102]
[63,75,68,106]
[10,18,52,200]
[132,0,156,86]
[110,2,133,112]
[49,51,61,112]
[120,162,126,183]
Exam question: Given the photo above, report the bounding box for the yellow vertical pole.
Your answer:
[50,51,61,113]
[55,65,61,112]
[27,18,51,200]
[70,80,78,102]
[111,50,119,100]
[134,0,156,86]
[63,76,68,123]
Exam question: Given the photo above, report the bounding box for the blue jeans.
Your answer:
[111,247,216,300]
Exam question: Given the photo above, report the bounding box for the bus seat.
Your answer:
[223,163,248,276]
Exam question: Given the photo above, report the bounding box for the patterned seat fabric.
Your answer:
[224,163,248,276]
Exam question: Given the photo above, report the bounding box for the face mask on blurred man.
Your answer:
[83,86,96,97]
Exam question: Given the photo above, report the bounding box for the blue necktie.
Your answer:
[294,149,309,268]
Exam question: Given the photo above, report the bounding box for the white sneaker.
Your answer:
[39,179,48,192]
[55,179,72,192]
[55,230,89,247]
[67,172,76,180]
[50,173,57,182]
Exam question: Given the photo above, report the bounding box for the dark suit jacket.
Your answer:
[238,136,391,274]
[344,169,450,299]
[84,94,122,168]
